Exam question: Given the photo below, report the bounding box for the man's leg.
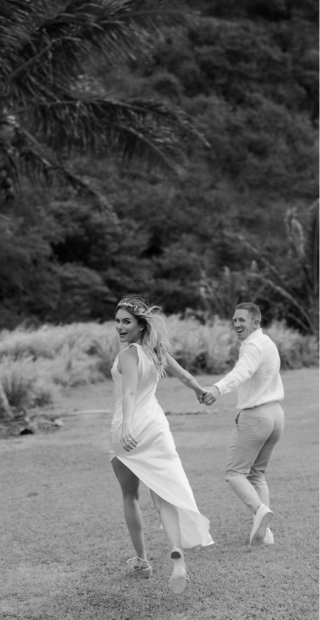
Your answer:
[247,469,269,506]
[248,403,285,508]
[226,409,275,514]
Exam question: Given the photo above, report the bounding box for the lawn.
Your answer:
[0,368,318,620]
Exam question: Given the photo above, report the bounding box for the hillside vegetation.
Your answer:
[0,0,318,331]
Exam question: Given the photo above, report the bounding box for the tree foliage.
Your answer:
[0,0,318,333]
[0,0,200,205]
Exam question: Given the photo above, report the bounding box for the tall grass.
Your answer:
[0,318,318,414]
[167,316,239,373]
[0,322,118,368]
[0,323,119,414]
[0,356,58,410]
[265,321,319,369]
[168,316,319,373]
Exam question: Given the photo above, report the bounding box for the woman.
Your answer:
[110,294,213,595]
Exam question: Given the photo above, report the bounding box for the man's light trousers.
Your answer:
[226,402,285,512]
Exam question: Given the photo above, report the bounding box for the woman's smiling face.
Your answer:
[115,308,141,344]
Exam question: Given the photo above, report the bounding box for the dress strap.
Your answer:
[117,344,140,373]
[119,345,130,354]
[119,343,140,354]
[118,343,141,364]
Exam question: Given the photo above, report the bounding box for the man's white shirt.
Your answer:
[214,328,284,409]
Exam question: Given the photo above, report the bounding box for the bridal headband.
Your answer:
[117,301,146,314]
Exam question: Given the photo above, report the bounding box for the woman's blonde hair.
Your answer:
[115,294,172,377]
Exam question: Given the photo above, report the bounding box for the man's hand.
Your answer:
[197,389,210,404]
[201,385,220,406]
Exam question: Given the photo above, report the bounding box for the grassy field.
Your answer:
[0,368,318,620]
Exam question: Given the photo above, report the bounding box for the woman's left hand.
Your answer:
[198,389,215,405]
[197,389,207,404]
[201,388,218,405]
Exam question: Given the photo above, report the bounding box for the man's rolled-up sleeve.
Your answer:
[214,343,262,394]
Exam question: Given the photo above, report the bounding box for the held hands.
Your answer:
[198,386,220,406]
[121,424,138,452]
[197,390,210,404]
[196,388,214,405]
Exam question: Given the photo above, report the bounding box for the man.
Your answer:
[202,302,285,546]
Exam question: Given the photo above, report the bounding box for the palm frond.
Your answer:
[0,214,14,234]
[6,125,115,212]
[224,231,295,295]
[1,0,185,104]
[0,1,203,187]
[0,1,46,78]
[15,95,205,171]
[248,272,316,334]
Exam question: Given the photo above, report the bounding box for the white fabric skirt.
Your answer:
[110,398,213,549]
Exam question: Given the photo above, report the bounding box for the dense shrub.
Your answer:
[0,319,317,414]
[0,357,57,410]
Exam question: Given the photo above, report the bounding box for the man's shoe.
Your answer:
[250,504,273,546]
[263,527,274,545]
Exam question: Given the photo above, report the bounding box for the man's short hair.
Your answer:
[235,303,261,323]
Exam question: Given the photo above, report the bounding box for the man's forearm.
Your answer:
[215,370,243,394]
[214,349,261,394]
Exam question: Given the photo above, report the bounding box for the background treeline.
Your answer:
[0,0,318,332]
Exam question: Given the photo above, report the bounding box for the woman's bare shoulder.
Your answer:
[119,345,139,364]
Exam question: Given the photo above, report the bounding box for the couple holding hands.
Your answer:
[109,295,285,594]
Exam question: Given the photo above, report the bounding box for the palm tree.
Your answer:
[0,0,209,420]
[223,201,319,335]
[0,0,206,206]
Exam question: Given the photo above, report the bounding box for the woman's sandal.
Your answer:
[127,556,153,579]
[169,546,190,594]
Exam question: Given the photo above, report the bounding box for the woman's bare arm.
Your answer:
[118,346,139,450]
[166,355,207,402]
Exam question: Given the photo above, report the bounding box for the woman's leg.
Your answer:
[150,490,188,594]
[150,489,182,548]
[112,457,146,559]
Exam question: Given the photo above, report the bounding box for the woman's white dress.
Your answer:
[109,343,213,548]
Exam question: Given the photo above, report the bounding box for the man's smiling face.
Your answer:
[233,309,258,341]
